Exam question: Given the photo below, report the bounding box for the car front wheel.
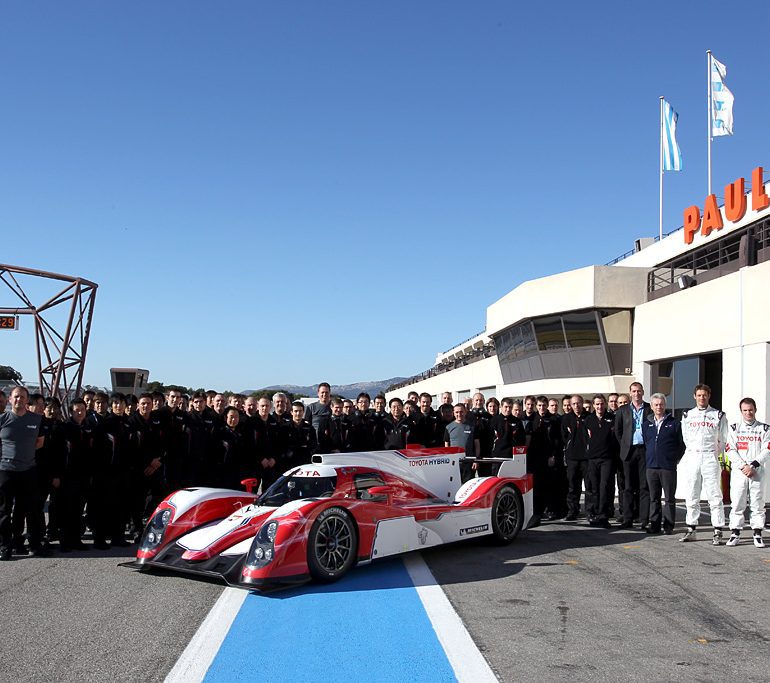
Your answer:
[307,507,357,582]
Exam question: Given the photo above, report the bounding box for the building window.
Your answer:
[563,312,601,348]
[534,317,566,351]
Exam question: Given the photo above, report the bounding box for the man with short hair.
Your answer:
[0,386,46,559]
[530,396,565,522]
[382,398,412,450]
[725,397,770,548]
[521,396,537,435]
[562,395,572,416]
[444,404,479,482]
[642,393,684,535]
[271,392,291,424]
[468,393,493,459]
[562,395,591,521]
[409,393,443,448]
[608,393,620,414]
[485,398,525,476]
[318,398,351,454]
[548,398,560,417]
[615,382,652,530]
[282,401,317,470]
[584,394,618,527]
[679,384,728,544]
[304,382,332,436]
[441,391,453,406]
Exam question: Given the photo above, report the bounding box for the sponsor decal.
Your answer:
[294,469,321,477]
[459,524,489,536]
[688,421,717,428]
[418,528,428,546]
[409,457,451,467]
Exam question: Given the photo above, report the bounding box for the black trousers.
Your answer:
[0,468,44,551]
[622,446,649,524]
[566,460,591,516]
[646,468,677,531]
[588,458,614,521]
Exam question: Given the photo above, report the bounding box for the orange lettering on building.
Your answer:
[683,205,700,245]
[700,194,723,237]
[752,167,769,211]
[724,177,746,223]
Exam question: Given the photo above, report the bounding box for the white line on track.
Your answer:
[164,587,247,683]
[404,554,498,683]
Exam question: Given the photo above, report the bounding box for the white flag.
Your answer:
[711,55,734,136]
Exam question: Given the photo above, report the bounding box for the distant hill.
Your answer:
[243,377,408,399]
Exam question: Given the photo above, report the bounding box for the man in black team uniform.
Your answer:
[127,393,166,540]
[282,402,318,471]
[59,399,93,551]
[529,396,565,523]
[584,394,618,528]
[409,393,444,448]
[485,397,526,476]
[254,397,281,490]
[382,398,412,450]
[105,393,132,546]
[318,398,351,454]
[162,389,191,490]
[467,393,493,461]
[371,395,388,449]
[188,391,216,486]
[561,395,590,521]
[348,393,379,451]
[86,392,115,549]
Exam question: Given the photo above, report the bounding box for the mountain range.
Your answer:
[243,377,408,399]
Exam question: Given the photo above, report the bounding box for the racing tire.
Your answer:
[490,485,524,545]
[307,507,358,582]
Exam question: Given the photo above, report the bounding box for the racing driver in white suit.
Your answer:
[679,384,728,544]
[725,397,769,548]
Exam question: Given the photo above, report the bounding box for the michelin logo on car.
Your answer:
[459,524,489,536]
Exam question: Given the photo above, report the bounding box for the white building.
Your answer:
[388,165,770,425]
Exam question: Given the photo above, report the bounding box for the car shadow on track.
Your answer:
[259,522,651,597]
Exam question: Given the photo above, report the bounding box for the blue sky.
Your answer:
[1,2,768,391]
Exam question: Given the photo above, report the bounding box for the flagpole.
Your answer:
[707,50,712,196]
[659,96,664,240]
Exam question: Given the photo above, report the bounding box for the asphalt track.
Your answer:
[1,506,768,682]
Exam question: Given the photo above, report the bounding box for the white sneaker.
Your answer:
[753,533,766,548]
[712,529,723,546]
[726,533,740,547]
[680,528,697,542]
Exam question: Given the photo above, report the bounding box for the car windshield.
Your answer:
[258,473,338,507]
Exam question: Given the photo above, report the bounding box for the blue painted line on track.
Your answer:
[204,558,457,683]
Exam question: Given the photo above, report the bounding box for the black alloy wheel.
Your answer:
[490,485,524,544]
[307,508,357,581]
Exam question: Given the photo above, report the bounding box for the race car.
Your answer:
[123,446,533,589]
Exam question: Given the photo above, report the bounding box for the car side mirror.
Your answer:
[241,478,260,494]
[367,485,392,503]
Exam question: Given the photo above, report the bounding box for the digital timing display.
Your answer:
[0,315,19,330]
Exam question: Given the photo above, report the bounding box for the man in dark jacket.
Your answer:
[584,394,619,528]
[642,393,685,535]
[614,382,653,529]
[561,395,590,521]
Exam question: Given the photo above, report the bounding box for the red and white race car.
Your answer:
[124,447,532,589]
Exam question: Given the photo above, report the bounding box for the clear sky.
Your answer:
[2,2,769,391]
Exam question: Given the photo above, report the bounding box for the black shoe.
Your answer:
[13,544,27,555]
[0,548,12,561]
[618,521,633,529]
[529,515,542,528]
[639,523,649,532]
[71,541,90,551]
[93,540,111,550]
[646,526,661,535]
[28,546,51,557]
[565,514,578,521]
[663,528,674,535]
[58,544,72,553]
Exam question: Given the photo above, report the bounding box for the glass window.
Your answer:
[563,312,601,348]
[600,310,632,344]
[534,317,565,351]
[515,322,537,357]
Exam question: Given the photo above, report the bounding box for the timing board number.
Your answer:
[0,316,19,330]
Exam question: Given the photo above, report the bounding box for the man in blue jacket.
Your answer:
[642,393,685,535]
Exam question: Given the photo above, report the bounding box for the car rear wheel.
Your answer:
[307,508,357,582]
[490,485,523,544]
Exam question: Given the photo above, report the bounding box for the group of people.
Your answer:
[0,379,767,561]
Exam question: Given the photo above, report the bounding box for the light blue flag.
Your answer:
[711,55,734,136]
[662,99,682,171]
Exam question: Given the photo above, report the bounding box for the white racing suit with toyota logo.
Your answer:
[726,420,770,531]
[680,406,728,528]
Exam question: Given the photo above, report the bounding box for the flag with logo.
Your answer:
[662,99,682,171]
[711,55,734,136]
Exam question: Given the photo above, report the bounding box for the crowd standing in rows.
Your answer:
[0,379,767,560]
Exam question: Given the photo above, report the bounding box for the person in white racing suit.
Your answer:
[679,384,728,544]
[725,398,769,548]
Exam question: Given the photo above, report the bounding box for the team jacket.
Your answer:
[681,406,728,454]
[725,420,770,469]
[490,414,526,457]
[642,414,685,470]
[584,413,618,460]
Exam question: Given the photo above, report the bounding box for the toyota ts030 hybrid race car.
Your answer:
[123,447,533,589]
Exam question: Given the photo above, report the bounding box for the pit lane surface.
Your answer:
[1,514,768,682]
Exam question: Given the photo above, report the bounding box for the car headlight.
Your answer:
[246,521,279,568]
[140,508,173,552]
